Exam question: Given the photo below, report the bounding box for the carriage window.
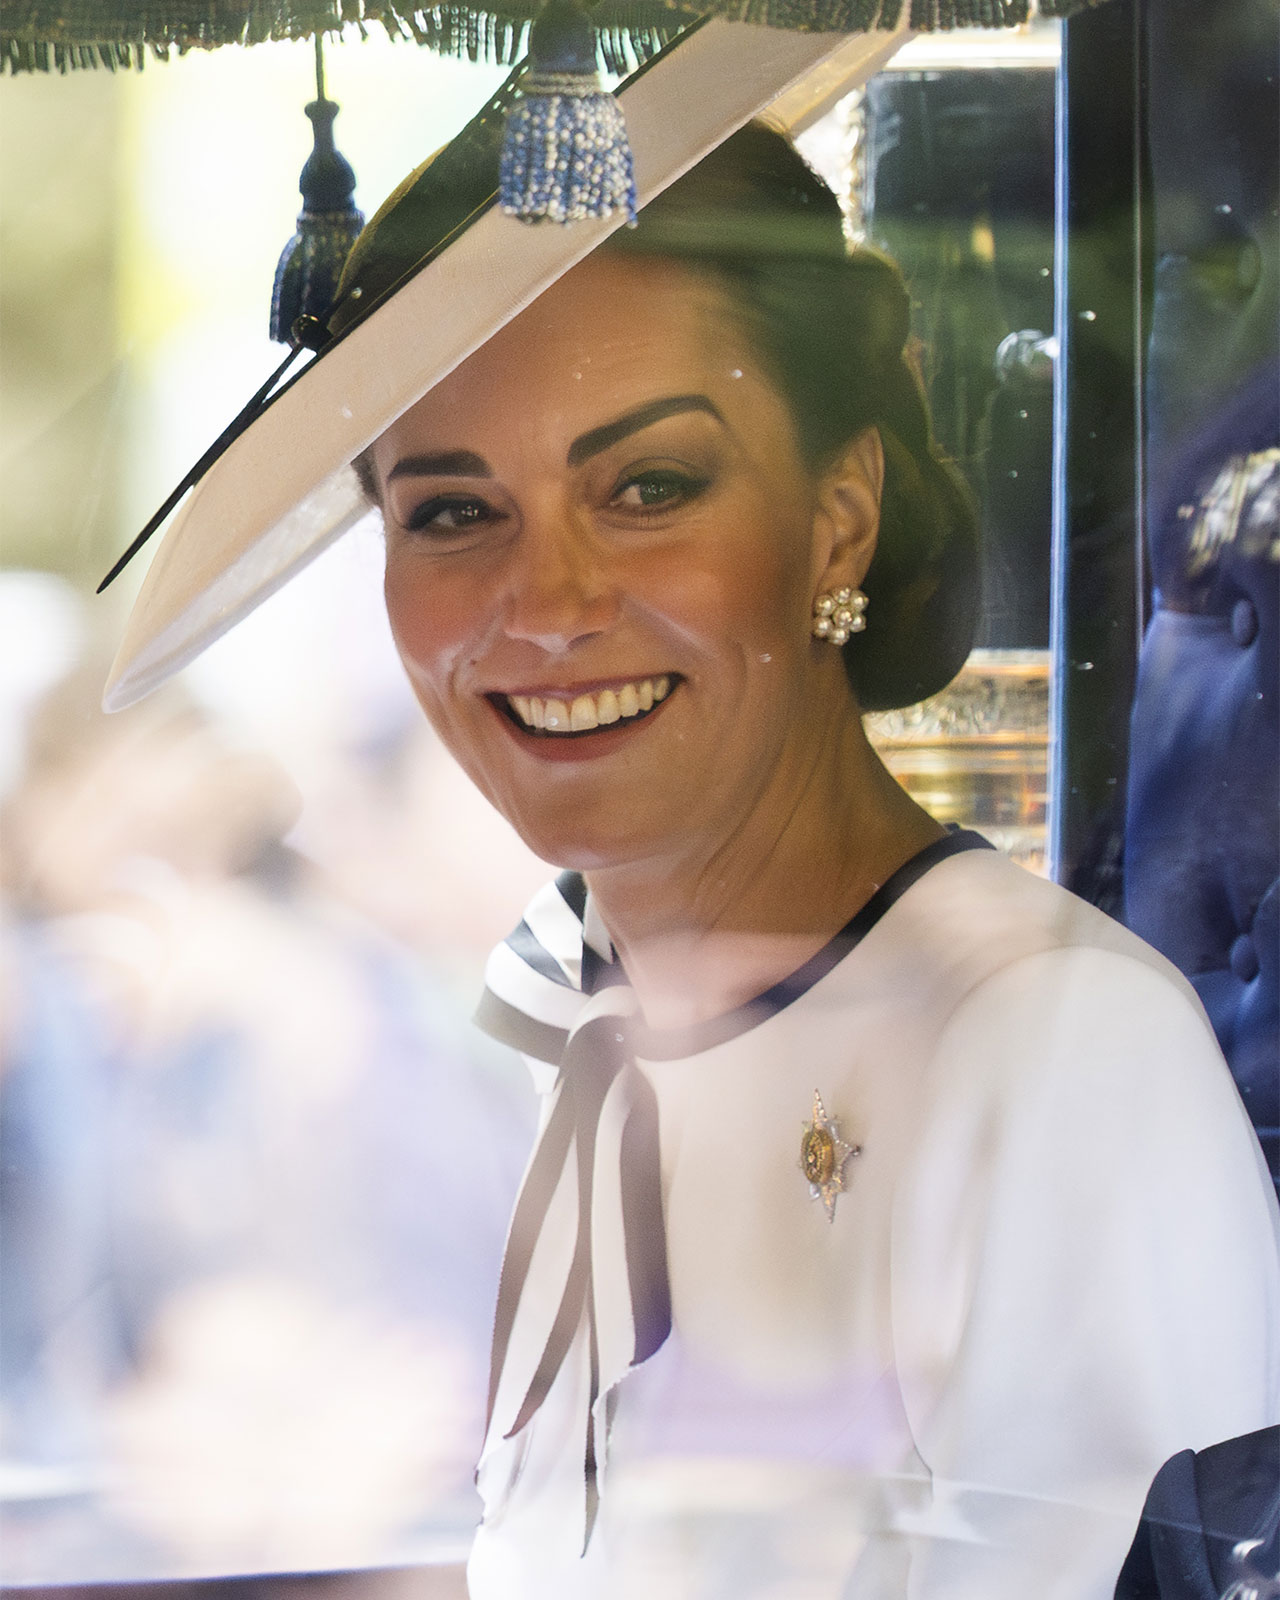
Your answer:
[4,24,1064,1585]
[7,3,1274,1590]
[798,20,1059,876]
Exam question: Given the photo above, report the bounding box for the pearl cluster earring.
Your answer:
[811,587,868,646]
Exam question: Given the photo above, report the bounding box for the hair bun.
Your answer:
[615,123,978,710]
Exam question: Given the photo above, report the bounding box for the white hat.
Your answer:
[102,18,913,711]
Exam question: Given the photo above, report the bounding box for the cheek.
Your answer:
[383,560,511,811]
[671,500,816,657]
[383,553,478,708]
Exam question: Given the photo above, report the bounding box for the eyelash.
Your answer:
[608,467,711,514]
[403,495,504,535]
[399,465,710,540]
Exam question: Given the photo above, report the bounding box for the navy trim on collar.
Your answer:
[630,829,994,1061]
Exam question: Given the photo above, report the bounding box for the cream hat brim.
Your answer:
[104,19,910,713]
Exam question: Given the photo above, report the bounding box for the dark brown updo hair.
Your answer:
[607,122,978,711]
[348,120,977,710]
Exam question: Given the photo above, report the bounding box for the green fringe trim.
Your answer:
[0,0,691,70]
[0,0,1113,73]
[906,0,1029,26]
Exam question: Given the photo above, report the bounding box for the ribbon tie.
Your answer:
[483,983,671,1547]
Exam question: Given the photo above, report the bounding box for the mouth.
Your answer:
[489,674,679,739]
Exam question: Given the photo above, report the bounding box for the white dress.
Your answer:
[467,834,1280,1600]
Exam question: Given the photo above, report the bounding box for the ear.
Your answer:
[810,426,884,595]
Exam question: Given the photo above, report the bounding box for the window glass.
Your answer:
[3,7,1276,1591]
[798,24,1058,870]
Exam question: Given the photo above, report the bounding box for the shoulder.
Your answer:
[927,942,1254,1179]
[895,842,1202,1009]
[912,853,1246,1161]
[862,844,1217,1089]
[890,874,1280,1466]
[889,849,1276,1239]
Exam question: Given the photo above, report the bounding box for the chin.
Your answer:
[453,748,687,879]
[509,817,659,875]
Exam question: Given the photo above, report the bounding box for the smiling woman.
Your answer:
[373,246,899,882]
[103,59,1280,1600]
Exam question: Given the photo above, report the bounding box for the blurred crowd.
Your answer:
[0,572,544,1584]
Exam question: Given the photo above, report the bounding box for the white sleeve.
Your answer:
[889,945,1280,1600]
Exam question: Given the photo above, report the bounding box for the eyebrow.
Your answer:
[384,394,725,485]
[387,449,491,482]
[566,394,725,468]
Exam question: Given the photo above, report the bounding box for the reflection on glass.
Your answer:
[868,648,1050,875]
[4,20,1067,1590]
[846,32,1058,884]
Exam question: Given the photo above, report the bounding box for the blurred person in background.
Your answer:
[1,660,533,1578]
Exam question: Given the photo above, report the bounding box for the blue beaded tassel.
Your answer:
[270,37,365,345]
[499,0,636,225]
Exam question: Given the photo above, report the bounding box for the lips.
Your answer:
[494,675,676,737]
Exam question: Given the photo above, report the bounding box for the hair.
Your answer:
[352,122,978,711]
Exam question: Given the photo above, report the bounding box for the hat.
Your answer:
[101,19,913,712]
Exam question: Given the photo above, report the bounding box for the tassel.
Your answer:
[270,37,365,345]
[499,0,636,225]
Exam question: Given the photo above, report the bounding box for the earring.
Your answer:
[811,587,868,646]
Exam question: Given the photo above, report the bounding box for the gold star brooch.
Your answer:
[800,1090,861,1221]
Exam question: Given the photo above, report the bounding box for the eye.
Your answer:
[404,495,504,534]
[608,467,710,514]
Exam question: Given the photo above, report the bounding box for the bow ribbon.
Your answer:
[483,984,671,1546]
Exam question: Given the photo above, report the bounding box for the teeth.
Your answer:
[507,677,675,733]
[570,695,598,732]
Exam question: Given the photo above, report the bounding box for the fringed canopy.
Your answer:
[2,0,1108,75]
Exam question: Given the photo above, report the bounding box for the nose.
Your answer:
[501,512,620,654]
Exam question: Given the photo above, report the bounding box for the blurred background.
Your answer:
[2,41,564,1583]
[0,20,1064,1585]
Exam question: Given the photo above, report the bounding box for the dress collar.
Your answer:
[476,829,995,1066]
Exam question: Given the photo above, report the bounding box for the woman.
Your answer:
[102,67,1278,1594]
[332,124,1278,1598]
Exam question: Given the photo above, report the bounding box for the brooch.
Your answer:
[800,1090,860,1221]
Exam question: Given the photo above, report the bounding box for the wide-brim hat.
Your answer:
[101,18,914,712]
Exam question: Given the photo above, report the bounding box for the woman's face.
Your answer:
[377,253,878,871]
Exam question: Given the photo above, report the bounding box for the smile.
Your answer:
[497,675,676,737]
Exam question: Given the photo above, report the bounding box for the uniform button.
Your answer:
[1231,598,1258,647]
[1230,932,1259,983]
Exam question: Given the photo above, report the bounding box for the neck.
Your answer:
[584,709,942,1033]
